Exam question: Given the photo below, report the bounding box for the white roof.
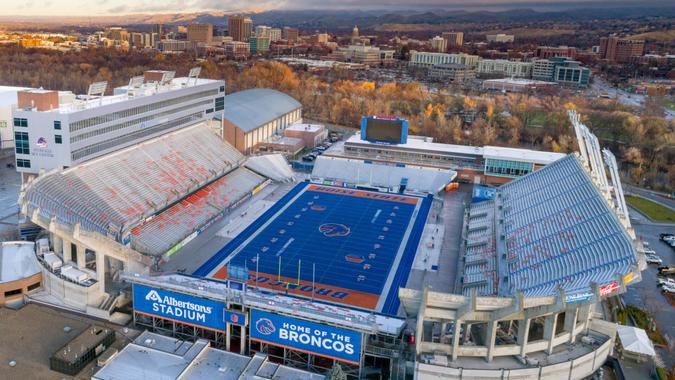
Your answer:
[346,134,483,157]
[285,123,324,132]
[483,145,565,165]
[0,241,41,284]
[616,325,656,357]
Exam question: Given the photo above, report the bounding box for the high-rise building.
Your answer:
[249,36,270,53]
[429,36,447,53]
[283,27,299,42]
[131,32,144,49]
[442,32,464,47]
[105,27,129,42]
[255,25,271,37]
[152,24,164,38]
[228,16,253,42]
[599,36,645,63]
[223,41,251,58]
[11,72,225,182]
[268,28,282,42]
[187,23,213,43]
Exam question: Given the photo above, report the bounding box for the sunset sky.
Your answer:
[0,0,648,17]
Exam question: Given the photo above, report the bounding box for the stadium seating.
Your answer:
[24,124,247,247]
[462,155,637,298]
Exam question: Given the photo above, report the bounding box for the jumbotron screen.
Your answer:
[361,116,408,144]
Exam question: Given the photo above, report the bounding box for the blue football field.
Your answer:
[194,182,432,314]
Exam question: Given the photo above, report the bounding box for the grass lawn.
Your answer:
[625,195,675,223]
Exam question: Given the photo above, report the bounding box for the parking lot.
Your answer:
[622,220,675,367]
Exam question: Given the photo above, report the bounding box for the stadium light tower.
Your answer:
[603,149,631,228]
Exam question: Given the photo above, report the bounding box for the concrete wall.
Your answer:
[415,337,613,380]
[0,272,42,305]
[40,266,103,311]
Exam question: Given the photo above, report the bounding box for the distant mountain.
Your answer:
[0,4,673,30]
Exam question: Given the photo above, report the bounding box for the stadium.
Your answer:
[15,87,646,380]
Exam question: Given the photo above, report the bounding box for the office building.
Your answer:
[535,45,577,59]
[104,27,129,42]
[219,89,302,155]
[268,28,282,42]
[0,85,31,150]
[249,35,270,53]
[11,70,224,182]
[532,59,555,80]
[442,31,464,47]
[312,33,329,44]
[486,33,514,43]
[428,64,475,82]
[187,23,213,43]
[228,15,252,42]
[157,39,195,53]
[152,24,164,38]
[283,27,299,42]
[600,36,645,63]
[429,35,447,53]
[332,45,395,66]
[255,25,270,37]
[476,59,532,78]
[409,51,480,68]
[554,59,591,87]
[223,41,250,58]
[482,78,558,93]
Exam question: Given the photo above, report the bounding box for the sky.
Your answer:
[0,0,650,16]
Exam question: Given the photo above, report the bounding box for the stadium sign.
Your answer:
[249,309,362,364]
[599,281,619,297]
[133,284,229,330]
[565,291,594,303]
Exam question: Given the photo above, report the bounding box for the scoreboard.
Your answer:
[360,116,408,144]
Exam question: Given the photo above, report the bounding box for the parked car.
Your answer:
[660,233,674,240]
[301,154,316,162]
[657,277,675,287]
[658,266,675,275]
[643,248,657,255]
[662,284,675,294]
[646,254,663,265]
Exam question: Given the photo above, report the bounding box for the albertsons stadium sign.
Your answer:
[133,284,230,330]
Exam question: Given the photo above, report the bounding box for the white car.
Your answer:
[662,284,675,294]
[643,248,656,255]
[657,277,675,287]
[646,255,663,265]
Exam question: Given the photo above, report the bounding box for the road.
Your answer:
[590,77,675,120]
[621,218,675,368]
[624,184,675,211]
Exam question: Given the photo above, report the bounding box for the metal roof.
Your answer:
[220,89,302,133]
[0,241,41,284]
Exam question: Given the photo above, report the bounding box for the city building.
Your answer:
[409,51,480,68]
[482,78,558,93]
[220,88,302,154]
[11,70,224,182]
[187,23,213,43]
[0,241,42,306]
[157,39,195,53]
[228,15,253,42]
[351,25,360,44]
[104,27,129,42]
[223,41,251,58]
[312,33,329,44]
[532,59,555,80]
[554,59,591,87]
[268,27,282,42]
[283,27,299,42]
[255,25,271,38]
[486,33,514,43]
[428,63,475,83]
[93,331,323,380]
[152,24,164,38]
[535,45,578,59]
[476,59,532,78]
[429,35,447,53]
[600,36,645,63]
[442,31,464,47]
[283,123,328,149]
[332,45,396,66]
[249,35,270,53]
[0,85,31,150]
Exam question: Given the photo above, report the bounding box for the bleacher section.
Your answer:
[129,168,265,255]
[311,156,457,194]
[245,154,295,182]
[461,155,637,299]
[23,123,247,249]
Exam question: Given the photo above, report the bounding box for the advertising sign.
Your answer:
[599,281,619,297]
[565,291,594,304]
[249,309,362,364]
[133,284,227,330]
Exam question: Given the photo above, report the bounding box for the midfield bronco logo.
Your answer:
[319,223,350,237]
[256,318,276,335]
